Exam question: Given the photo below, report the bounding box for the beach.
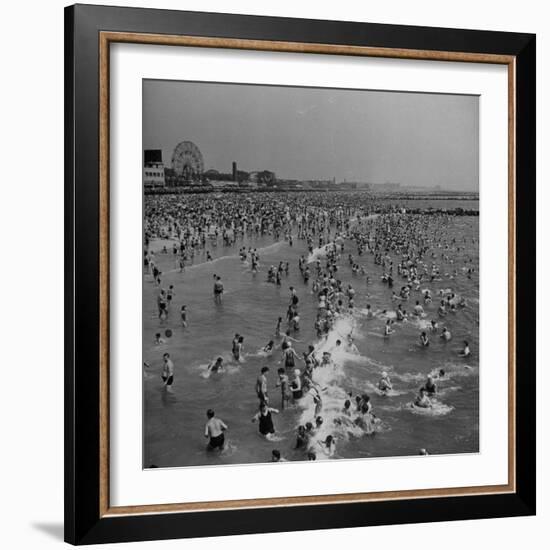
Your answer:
[143,192,479,468]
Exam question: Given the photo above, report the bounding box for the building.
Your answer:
[143,149,165,188]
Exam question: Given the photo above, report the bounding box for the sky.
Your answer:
[143,79,479,190]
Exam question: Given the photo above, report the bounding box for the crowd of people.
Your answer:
[143,192,478,464]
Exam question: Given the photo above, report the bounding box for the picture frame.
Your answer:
[64,3,536,545]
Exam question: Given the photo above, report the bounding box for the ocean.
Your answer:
[143,197,479,468]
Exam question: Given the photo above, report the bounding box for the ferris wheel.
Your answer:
[171,141,204,180]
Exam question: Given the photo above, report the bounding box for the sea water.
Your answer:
[143,201,479,468]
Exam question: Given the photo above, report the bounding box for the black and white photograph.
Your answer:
[142,80,480,468]
[0,0,543,547]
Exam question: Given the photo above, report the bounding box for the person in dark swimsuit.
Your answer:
[213,275,224,303]
[251,402,279,438]
[294,425,307,449]
[281,344,301,369]
[208,357,224,373]
[421,375,437,395]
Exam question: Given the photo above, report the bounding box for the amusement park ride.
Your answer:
[171,141,204,182]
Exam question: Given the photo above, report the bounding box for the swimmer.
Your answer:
[255,366,270,403]
[271,449,286,462]
[413,301,425,316]
[419,331,430,347]
[440,327,452,341]
[231,333,240,358]
[157,290,167,320]
[423,289,432,304]
[414,388,432,408]
[262,340,275,354]
[310,387,323,417]
[208,356,224,373]
[341,399,353,416]
[204,409,228,451]
[161,352,174,391]
[384,319,395,337]
[154,332,166,345]
[280,330,301,349]
[276,367,291,409]
[213,275,224,303]
[233,335,244,361]
[289,286,299,307]
[251,402,279,438]
[166,284,175,306]
[346,332,358,353]
[295,425,307,449]
[290,368,303,400]
[180,304,188,327]
[355,398,376,433]
[396,304,406,321]
[421,375,437,395]
[314,415,324,432]
[275,317,283,337]
[304,345,319,368]
[378,371,393,393]
[317,435,337,457]
[281,343,302,369]
[459,340,471,357]
[320,352,333,368]
[291,313,300,332]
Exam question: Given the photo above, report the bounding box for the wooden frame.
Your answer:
[65,4,536,545]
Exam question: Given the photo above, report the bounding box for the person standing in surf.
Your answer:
[231,334,244,362]
[378,372,393,394]
[204,409,228,451]
[255,366,270,404]
[161,352,174,392]
[213,275,224,303]
[459,340,471,357]
[276,367,291,410]
[251,402,279,439]
[233,335,244,362]
[180,304,188,328]
[281,342,301,369]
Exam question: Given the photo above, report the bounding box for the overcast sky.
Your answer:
[143,79,478,190]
